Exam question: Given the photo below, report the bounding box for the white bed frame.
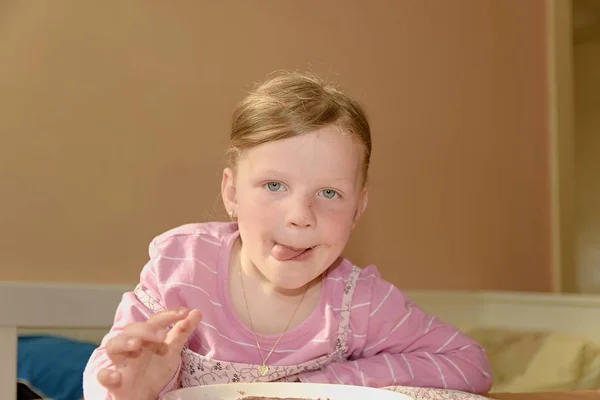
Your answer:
[2,283,600,400]
[0,282,132,400]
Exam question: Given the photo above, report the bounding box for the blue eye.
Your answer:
[265,182,285,192]
[319,189,339,199]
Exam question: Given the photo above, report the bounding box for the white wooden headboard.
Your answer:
[0,281,131,400]
[2,282,600,400]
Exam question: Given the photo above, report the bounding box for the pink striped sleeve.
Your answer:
[298,271,493,394]
[82,256,181,399]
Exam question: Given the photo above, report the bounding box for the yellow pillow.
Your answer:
[465,327,600,392]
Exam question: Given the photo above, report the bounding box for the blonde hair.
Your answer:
[227,71,372,184]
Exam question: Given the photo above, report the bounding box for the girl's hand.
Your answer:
[96,308,202,400]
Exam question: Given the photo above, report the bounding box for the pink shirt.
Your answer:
[83,222,492,398]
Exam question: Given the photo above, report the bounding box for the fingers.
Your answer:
[105,308,191,363]
[97,368,122,390]
[165,309,202,350]
[147,307,191,329]
[105,334,145,364]
[120,308,190,344]
[98,309,200,393]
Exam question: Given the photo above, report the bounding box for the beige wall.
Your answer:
[0,1,552,291]
[574,40,600,293]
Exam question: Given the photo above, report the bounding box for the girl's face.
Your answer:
[222,126,368,291]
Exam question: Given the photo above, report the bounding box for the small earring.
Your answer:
[228,210,237,221]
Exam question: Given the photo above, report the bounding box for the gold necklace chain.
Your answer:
[238,265,307,376]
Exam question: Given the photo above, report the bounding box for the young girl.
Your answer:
[83,71,492,400]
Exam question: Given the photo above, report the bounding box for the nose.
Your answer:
[285,194,316,228]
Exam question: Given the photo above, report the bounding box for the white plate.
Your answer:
[163,382,414,400]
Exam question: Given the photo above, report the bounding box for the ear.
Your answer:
[221,167,237,216]
[351,187,368,229]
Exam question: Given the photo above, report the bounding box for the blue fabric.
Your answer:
[17,335,97,400]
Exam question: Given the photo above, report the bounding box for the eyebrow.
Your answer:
[260,170,352,182]
[327,177,355,185]
[259,170,285,176]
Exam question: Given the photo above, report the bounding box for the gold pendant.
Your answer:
[258,364,269,376]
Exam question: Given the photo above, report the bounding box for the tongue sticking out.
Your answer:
[271,243,308,261]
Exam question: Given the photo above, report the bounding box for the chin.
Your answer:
[261,266,313,291]
[267,274,310,291]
